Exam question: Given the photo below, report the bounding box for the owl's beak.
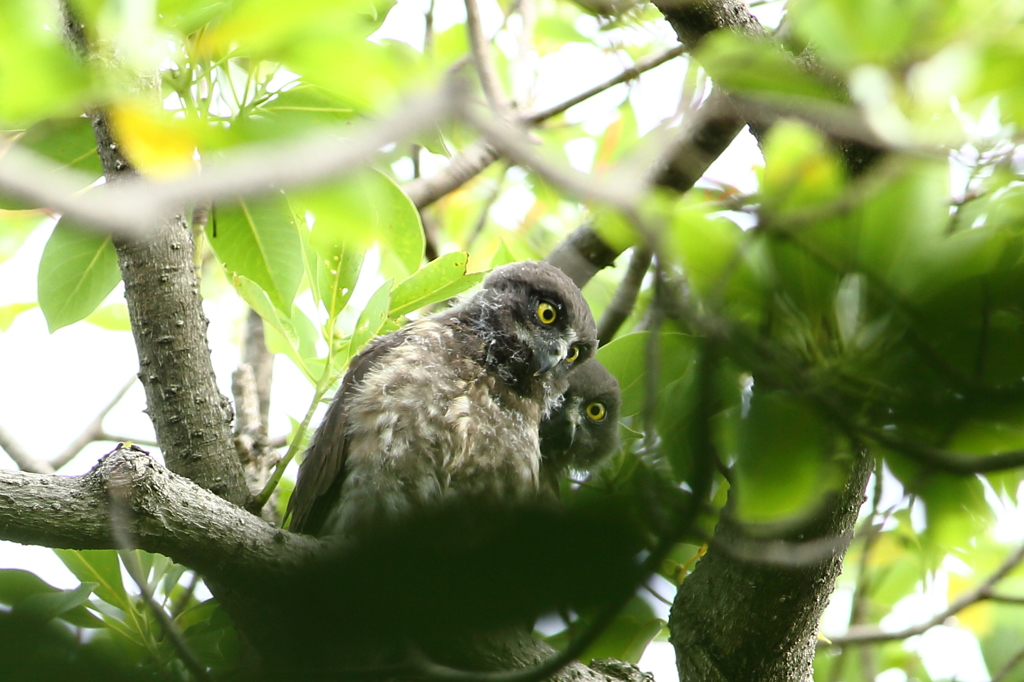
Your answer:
[533,343,566,375]
[565,420,577,447]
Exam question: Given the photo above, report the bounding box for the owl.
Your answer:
[286,261,598,537]
[539,359,621,494]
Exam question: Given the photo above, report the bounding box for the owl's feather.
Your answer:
[287,261,597,537]
[539,359,621,495]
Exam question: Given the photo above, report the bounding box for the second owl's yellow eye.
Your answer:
[585,402,606,421]
[566,345,580,363]
[537,301,557,324]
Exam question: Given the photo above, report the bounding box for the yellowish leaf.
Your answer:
[109,102,198,178]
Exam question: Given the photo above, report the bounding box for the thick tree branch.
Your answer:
[0,446,318,580]
[0,445,639,682]
[61,3,250,505]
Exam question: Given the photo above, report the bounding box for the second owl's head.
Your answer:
[468,261,597,397]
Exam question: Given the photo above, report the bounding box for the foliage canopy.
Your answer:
[3,0,1024,680]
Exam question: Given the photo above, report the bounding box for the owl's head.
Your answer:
[540,359,621,473]
[465,261,597,402]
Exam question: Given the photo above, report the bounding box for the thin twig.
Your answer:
[597,246,652,346]
[105,444,214,682]
[825,541,1024,645]
[462,106,643,212]
[992,643,1024,682]
[511,0,536,107]
[522,45,685,125]
[406,44,687,209]
[0,424,52,474]
[51,376,137,470]
[464,0,510,116]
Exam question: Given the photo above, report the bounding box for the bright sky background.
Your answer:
[1,0,1015,680]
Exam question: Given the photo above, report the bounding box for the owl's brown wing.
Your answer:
[286,329,411,535]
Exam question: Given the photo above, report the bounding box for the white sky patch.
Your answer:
[564,136,597,173]
[489,182,535,228]
[639,641,678,681]
[876,668,909,682]
[913,626,990,682]
[535,44,632,123]
[819,586,853,634]
[700,126,762,195]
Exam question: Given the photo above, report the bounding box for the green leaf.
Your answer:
[86,303,132,331]
[580,596,663,664]
[301,170,424,278]
[232,274,321,381]
[732,393,843,524]
[157,0,233,34]
[228,84,357,146]
[389,252,483,317]
[0,2,91,126]
[788,0,955,69]
[0,569,103,628]
[53,549,128,610]
[260,83,355,123]
[761,121,845,215]
[16,117,103,174]
[597,331,695,418]
[0,302,36,332]
[208,197,304,312]
[918,474,993,554]
[666,199,768,324]
[16,582,99,624]
[697,31,839,102]
[0,211,46,259]
[37,220,122,332]
[350,279,392,355]
[295,206,365,322]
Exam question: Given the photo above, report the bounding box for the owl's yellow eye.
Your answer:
[585,402,606,422]
[537,301,557,325]
[566,344,580,363]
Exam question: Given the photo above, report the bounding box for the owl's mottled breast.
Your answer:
[323,319,543,536]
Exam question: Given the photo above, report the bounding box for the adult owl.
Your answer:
[287,261,597,537]
[539,359,621,494]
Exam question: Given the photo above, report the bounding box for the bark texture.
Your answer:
[61,6,248,506]
[0,447,317,580]
[669,453,873,682]
[88,110,249,506]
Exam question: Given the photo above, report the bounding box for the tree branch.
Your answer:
[51,376,136,470]
[0,446,318,581]
[597,246,652,345]
[0,83,465,238]
[61,1,249,505]
[825,541,1024,646]
[406,45,686,209]
[0,423,52,474]
[0,378,137,474]
[464,0,510,116]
